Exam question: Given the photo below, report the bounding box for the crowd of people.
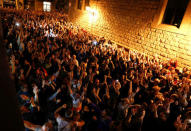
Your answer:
[1,8,191,131]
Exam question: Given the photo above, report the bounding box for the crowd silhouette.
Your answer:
[1,8,191,131]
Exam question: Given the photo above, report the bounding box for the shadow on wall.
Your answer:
[0,16,24,131]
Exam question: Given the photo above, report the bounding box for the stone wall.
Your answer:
[68,0,191,69]
[0,0,3,7]
[35,0,43,11]
[16,0,24,10]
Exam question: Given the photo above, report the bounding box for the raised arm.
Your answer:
[25,61,31,78]
[128,81,133,96]
[54,104,67,116]
[48,88,61,101]
[24,120,41,131]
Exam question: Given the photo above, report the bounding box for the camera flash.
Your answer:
[15,22,20,27]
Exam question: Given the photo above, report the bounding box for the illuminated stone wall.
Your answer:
[0,0,3,7]
[35,0,43,11]
[68,0,191,69]
[16,0,24,9]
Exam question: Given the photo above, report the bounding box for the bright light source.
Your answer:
[188,119,191,123]
[86,6,99,23]
[91,9,98,16]
[86,6,91,11]
[15,22,20,27]
[86,6,98,17]
[92,40,98,45]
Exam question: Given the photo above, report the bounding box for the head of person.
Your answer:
[95,79,100,86]
[73,55,76,60]
[21,83,28,92]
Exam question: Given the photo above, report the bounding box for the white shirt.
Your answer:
[56,116,69,131]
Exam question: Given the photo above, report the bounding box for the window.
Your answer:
[77,0,83,10]
[152,0,191,35]
[162,0,189,28]
[43,1,51,12]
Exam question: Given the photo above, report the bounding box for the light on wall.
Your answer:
[86,6,91,11]
[86,6,98,20]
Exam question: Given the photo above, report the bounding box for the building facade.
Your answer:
[68,0,191,69]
